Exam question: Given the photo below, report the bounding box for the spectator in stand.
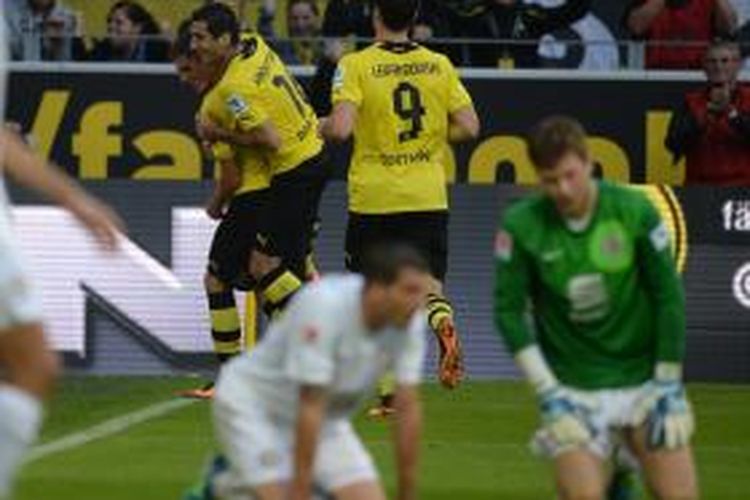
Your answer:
[257,0,324,65]
[666,39,750,185]
[417,0,591,68]
[625,0,737,69]
[88,1,170,63]
[5,0,85,61]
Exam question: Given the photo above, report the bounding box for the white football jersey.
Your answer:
[219,274,427,422]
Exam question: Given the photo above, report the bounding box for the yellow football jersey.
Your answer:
[216,34,323,176]
[332,42,474,214]
[200,84,271,195]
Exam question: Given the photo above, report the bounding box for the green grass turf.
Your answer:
[13,378,750,499]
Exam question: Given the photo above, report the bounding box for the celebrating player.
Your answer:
[494,116,697,499]
[173,20,274,398]
[320,0,480,402]
[187,244,428,500]
[189,3,328,319]
[0,125,123,498]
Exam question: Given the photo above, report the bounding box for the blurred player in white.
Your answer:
[187,243,428,500]
[0,17,123,498]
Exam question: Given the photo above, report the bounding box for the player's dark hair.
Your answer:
[361,243,429,286]
[375,0,419,32]
[526,115,589,171]
[288,0,319,17]
[171,19,192,59]
[191,3,240,45]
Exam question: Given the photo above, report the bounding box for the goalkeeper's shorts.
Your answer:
[212,367,378,494]
[532,383,650,461]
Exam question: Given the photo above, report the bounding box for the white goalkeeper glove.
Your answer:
[537,385,596,450]
[515,345,596,451]
[633,363,695,450]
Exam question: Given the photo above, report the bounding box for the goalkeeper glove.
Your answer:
[634,363,695,450]
[515,345,595,450]
[538,385,596,449]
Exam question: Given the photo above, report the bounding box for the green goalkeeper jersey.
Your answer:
[493,181,686,390]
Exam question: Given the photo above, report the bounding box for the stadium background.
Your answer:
[6,64,750,383]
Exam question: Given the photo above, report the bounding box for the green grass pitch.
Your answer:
[14,377,750,499]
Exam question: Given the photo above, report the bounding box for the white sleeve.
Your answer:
[394,312,427,385]
[284,291,339,386]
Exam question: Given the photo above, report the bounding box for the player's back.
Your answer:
[230,34,322,175]
[333,42,473,214]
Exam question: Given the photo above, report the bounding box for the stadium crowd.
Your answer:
[6,0,750,69]
[5,0,750,185]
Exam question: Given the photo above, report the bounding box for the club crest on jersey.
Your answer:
[650,222,669,252]
[494,230,513,261]
[226,93,249,117]
[589,221,633,273]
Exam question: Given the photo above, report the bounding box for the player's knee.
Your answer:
[560,492,604,500]
[651,483,698,500]
[558,482,605,500]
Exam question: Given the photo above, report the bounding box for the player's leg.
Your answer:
[253,154,328,319]
[208,364,292,500]
[395,211,463,388]
[344,213,396,417]
[554,449,608,500]
[316,422,383,500]
[333,481,387,500]
[0,324,59,498]
[625,426,698,499]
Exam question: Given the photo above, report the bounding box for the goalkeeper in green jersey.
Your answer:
[494,116,697,499]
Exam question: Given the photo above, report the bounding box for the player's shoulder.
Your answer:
[501,192,549,230]
[299,274,364,308]
[600,181,652,212]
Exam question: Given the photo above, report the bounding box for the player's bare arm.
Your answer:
[290,384,328,500]
[0,128,124,250]
[448,106,480,143]
[392,384,422,500]
[206,158,242,220]
[196,114,282,152]
[320,102,357,142]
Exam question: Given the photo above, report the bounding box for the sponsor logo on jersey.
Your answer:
[541,249,563,263]
[494,230,513,261]
[732,262,750,309]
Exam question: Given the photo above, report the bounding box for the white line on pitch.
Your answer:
[24,398,196,464]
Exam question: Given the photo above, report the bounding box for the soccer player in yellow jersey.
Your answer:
[321,0,480,396]
[173,21,278,398]
[189,4,329,313]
